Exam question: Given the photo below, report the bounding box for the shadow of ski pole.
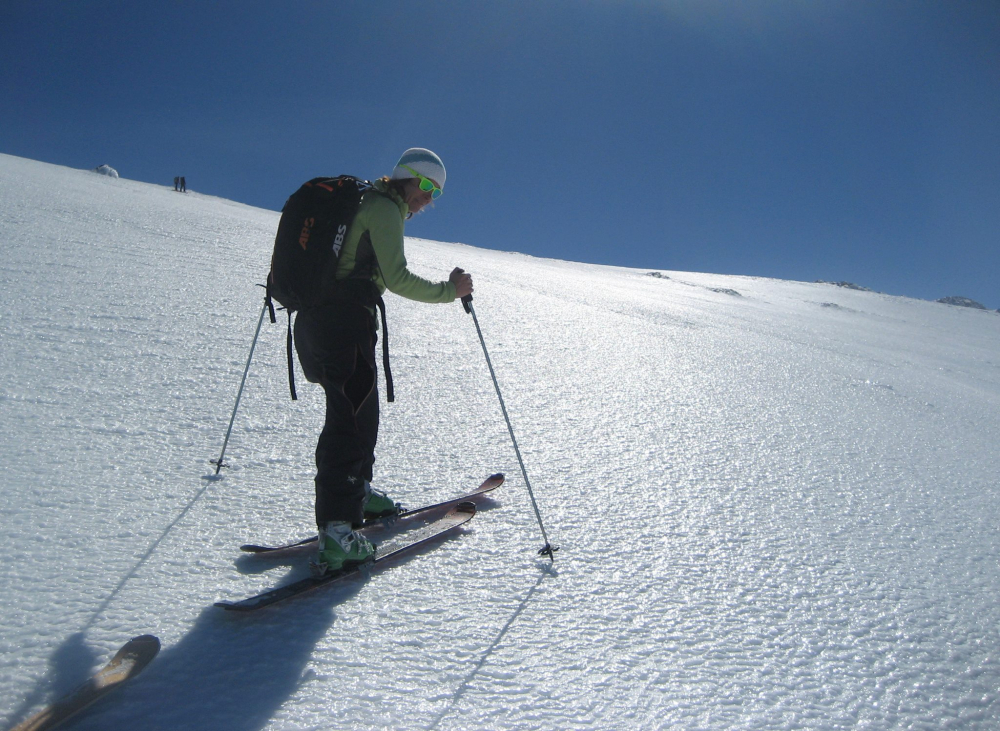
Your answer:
[427,565,556,730]
[82,479,217,633]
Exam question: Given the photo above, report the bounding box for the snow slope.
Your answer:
[1,152,999,730]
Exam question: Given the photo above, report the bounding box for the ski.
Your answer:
[11,635,160,731]
[216,502,477,612]
[239,472,504,554]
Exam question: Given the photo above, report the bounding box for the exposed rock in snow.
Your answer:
[816,280,873,292]
[936,296,988,310]
[93,164,119,178]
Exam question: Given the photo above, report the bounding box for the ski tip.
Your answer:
[127,634,160,650]
[489,472,505,482]
[113,635,160,665]
[114,635,161,674]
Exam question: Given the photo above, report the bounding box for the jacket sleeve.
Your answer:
[366,196,457,303]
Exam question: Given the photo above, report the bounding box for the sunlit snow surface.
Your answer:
[2,153,999,730]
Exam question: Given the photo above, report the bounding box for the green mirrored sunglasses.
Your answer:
[401,165,443,199]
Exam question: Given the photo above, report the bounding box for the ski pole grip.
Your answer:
[461,294,473,314]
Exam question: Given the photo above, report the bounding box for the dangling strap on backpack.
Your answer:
[265,281,299,401]
[268,279,392,404]
[376,295,394,403]
[285,310,298,401]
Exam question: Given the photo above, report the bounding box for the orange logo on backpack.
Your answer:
[298,217,315,249]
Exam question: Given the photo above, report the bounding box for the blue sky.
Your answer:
[2,1,998,309]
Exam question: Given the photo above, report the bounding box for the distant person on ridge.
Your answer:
[294,148,473,573]
[180,176,186,192]
[174,177,179,191]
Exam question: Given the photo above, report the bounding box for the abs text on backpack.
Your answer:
[267,176,371,313]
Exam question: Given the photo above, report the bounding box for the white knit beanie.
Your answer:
[391,148,446,189]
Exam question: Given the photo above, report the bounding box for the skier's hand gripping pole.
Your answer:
[461,293,558,561]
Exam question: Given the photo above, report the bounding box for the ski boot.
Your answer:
[362,482,401,521]
[313,521,376,575]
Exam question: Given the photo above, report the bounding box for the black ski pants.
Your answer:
[294,302,379,528]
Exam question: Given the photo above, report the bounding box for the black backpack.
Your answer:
[267,175,370,313]
[265,175,394,402]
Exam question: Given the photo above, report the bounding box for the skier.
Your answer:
[294,148,473,573]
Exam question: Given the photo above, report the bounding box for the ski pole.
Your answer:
[462,294,558,560]
[211,294,268,475]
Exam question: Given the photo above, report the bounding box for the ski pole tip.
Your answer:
[538,544,559,561]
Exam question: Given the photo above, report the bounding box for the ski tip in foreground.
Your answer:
[100,634,161,684]
[122,634,161,659]
[9,635,160,731]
